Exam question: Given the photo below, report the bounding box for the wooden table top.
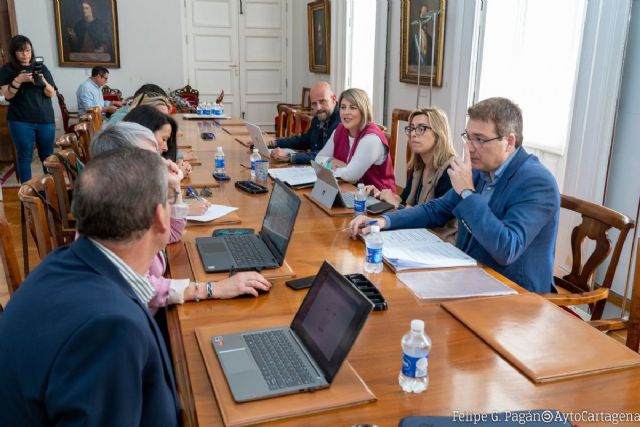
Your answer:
[167,116,640,427]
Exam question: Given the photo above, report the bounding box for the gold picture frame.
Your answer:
[307,0,330,74]
[400,0,446,87]
[53,0,120,68]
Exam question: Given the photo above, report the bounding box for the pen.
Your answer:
[186,186,207,203]
[339,220,378,232]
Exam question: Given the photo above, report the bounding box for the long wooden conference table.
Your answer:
[166,117,640,427]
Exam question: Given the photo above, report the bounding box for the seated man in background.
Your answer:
[0,148,180,425]
[270,81,340,164]
[350,97,560,293]
[76,65,124,114]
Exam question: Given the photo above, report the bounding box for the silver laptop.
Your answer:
[212,261,374,402]
[246,122,294,159]
[195,179,300,272]
[309,161,378,209]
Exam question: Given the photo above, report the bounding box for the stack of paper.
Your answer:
[186,205,238,222]
[268,167,317,186]
[398,268,517,299]
[378,229,476,270]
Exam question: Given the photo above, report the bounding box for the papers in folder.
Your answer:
[268,167,316,186]
[398,268,517,300]
[186,205,238,222]
[378,229,477,270]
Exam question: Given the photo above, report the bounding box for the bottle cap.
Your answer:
[253,148,259,153]
[411,319,424,332]
[216,146,223,152]
[370,225,380,233]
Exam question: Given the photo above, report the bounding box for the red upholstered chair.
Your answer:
[102,85,122,102]
[171,84,200,111]
[56,93,80,133]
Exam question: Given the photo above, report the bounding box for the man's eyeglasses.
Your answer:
[404,124,432,136]
[460,132,503,146]
[167,188,180,205]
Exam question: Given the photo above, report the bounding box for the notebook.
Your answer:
[212,261,374,402]
[309,161,377,209]
[246,122,294,159]
[195,178,300,273]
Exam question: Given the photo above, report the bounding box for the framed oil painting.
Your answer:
[53,0,120,68]
[400,0,446,87]
[307,0,330,74]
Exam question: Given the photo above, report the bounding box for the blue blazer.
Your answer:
[384,148,560,293]
[0,237,180,427]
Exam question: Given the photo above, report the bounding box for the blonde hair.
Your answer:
[130,93,172,111]
[407,107,456,171]
[338,88,373,131]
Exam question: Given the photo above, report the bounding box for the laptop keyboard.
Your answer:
[225,235,272,265]
[340,192,377,209]
[244,330,316,390]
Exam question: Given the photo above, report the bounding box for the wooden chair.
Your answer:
[276,105,297,138]
[171,84,200,110]
[390,108,412,171]
[54,133,82,160]
[40,174,75,248]
[87,106,103,132]
[43,149,80,230]
[293,109,313,136]
[275,87,311,135]
[543,195,635,320]
[56,93,80,133]
[0,217,22,296]
[18,176,55,263]
[73,122,94,163]
[590,237,640,351]
[102,85,122,102]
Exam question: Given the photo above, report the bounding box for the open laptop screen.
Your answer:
[260,179,301,264]
[291,262,374,382]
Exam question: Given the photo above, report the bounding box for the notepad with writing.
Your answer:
[442,293,640,383]
[377,229,477,271]
[268,166,317,186]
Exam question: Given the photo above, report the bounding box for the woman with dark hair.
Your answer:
[0,35,57,182]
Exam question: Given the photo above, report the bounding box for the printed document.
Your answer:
[268,166,317,186]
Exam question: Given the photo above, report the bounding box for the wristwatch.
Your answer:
[460,188,476,199]
[288,152,294,162]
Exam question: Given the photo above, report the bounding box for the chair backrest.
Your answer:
[43,150,79,229]
[56,92,78,133]
[301,87,311,108]
[102,85,122,102]
[0,217,22,296]
[73,122,93,163]
[54,133,82,160]
[172,84,200,109]
[558,194,635,320]
[276,104,296,138]
[18,176,55,261]
[625,237,640,351]
[87,106,103,132]
[293,110,312,136]
[390,108,412,171]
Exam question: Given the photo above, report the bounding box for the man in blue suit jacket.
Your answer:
[350,97,560,293]
[0,148,180,426]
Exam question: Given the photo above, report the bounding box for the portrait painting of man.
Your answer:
[307,0,330,74]
[400,0,446,87]
[54,0,120,68]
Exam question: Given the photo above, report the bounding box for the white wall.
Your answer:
[291,1,328,101]
[14,0,186,122]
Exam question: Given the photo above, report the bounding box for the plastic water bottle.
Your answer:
[364,225,383,273]
[250,148,261,179]
[399,319,431,394]
[215,146,226,174]
[196,103,204,115]
[354,183,366,217]
[218,102,224,116]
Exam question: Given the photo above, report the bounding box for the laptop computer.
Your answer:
[246,122,294,159]
[309,161,378,209]
[211,261,374,402]
[195,178,301,273]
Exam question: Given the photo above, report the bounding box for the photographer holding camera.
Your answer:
[0,35,57,182]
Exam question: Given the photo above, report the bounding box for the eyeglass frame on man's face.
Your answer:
[404,124,432,136]
[167,187,180,205]
[460,131,503,147]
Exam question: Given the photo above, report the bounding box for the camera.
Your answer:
[25,56,45,87]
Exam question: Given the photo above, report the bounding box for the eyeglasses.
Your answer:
[404,124,432,136]
[167,187,180,205]
[460,132,503,146]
